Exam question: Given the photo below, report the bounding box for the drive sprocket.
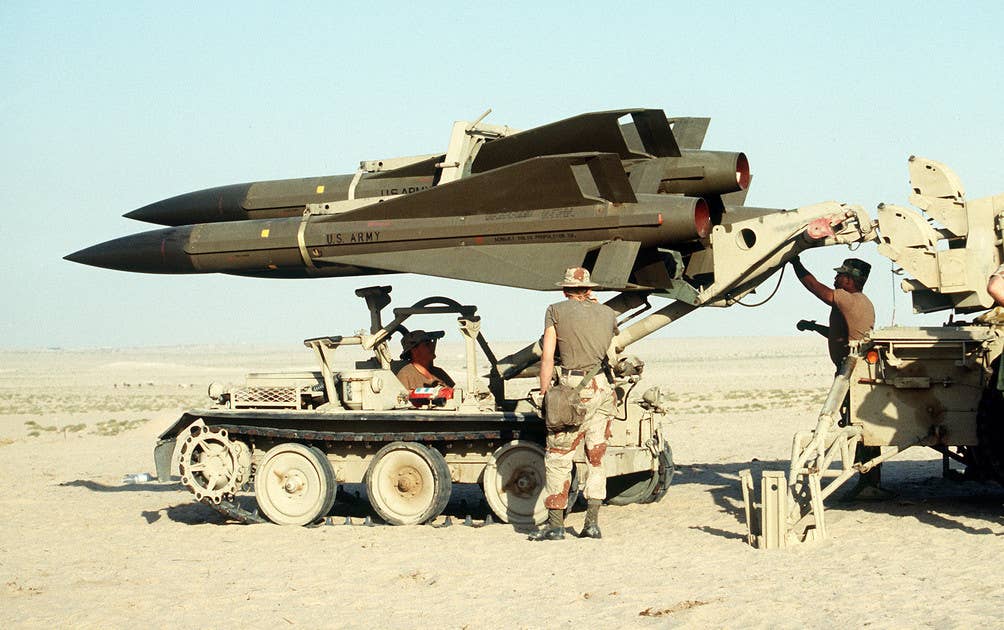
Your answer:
[177,420,252,503]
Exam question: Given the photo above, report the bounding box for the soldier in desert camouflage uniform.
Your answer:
[529,267,618,541]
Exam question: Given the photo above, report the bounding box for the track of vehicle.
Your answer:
[162,409,546,445]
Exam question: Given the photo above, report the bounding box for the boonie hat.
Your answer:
[400,329,445,354]
[557,266,598,288]
[834,258,871,283]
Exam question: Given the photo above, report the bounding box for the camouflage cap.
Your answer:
[834,258,871,283]
[556,266,597,288]
[400,329,445,354]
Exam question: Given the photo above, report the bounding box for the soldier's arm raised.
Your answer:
[791,257,835,305]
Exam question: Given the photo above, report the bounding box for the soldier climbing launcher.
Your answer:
[741,157,1004,549]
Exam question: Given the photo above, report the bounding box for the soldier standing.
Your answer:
[530,267,618,541]
[791,256,884,496]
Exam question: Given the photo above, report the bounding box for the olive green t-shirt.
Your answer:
[828,289,875,367]
[544,299,618,370]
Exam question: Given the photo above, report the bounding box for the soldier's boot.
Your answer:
[579,499,602,539]
[527,509,565,541]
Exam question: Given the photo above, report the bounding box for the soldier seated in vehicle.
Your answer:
[395,330,456,390]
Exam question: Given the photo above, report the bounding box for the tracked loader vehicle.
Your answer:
[154,286,674,526]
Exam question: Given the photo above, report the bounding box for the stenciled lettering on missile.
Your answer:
[484,210,532,222]
[378,186,429,196]
[540,208,576,220]
[491,232,575,243]
[484,208,576,222]
[325,231,381,245]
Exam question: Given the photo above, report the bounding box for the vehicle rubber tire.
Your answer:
[605,470,659,506]
[641,443,675,504]
[606,443,675,506]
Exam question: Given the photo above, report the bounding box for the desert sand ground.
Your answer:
[1,338,1002,629]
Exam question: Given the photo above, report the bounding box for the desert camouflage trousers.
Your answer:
[543,374,616,510]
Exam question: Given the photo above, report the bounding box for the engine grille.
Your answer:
[230,386,303,409]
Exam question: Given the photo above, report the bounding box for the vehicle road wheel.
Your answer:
[365,442,452,525]
[255,443,337,526]
[482,440,551,525]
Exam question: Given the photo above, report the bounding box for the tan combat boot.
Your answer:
[527,508,565,541]
[579,499,602,539]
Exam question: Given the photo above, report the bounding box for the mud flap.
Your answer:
[154,438,177,482]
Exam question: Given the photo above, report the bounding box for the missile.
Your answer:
[123,109,748,227]
[67,153,715,291]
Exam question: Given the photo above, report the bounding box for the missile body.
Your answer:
[125,173,437,226]
[67,194,710,289]
[124,109,748,227]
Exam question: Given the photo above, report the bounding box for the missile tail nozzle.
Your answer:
[659,150,751,197]
[640,194,714,243]
[735,152,751,190]
[694,197,712,239]
[64,227,196,274]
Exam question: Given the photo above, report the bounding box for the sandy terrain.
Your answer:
[1,338,1002,628]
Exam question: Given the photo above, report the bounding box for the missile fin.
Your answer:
[627,160,665,194]
[721,174,753,206]
[327,153,634,222]
[721,190,750,206]
[589,240,642,289]
[316,242,608,291]
[668,117,711,150]
[625,110,682,157]
[471,109,675,172]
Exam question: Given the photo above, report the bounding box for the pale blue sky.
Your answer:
[2,1,1001,348]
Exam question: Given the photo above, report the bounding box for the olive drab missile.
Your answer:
[120,109,748,226]
[66,108,753,292]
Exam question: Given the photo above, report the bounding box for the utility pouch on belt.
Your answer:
[543,364,602,432]
[543,384,588,431]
